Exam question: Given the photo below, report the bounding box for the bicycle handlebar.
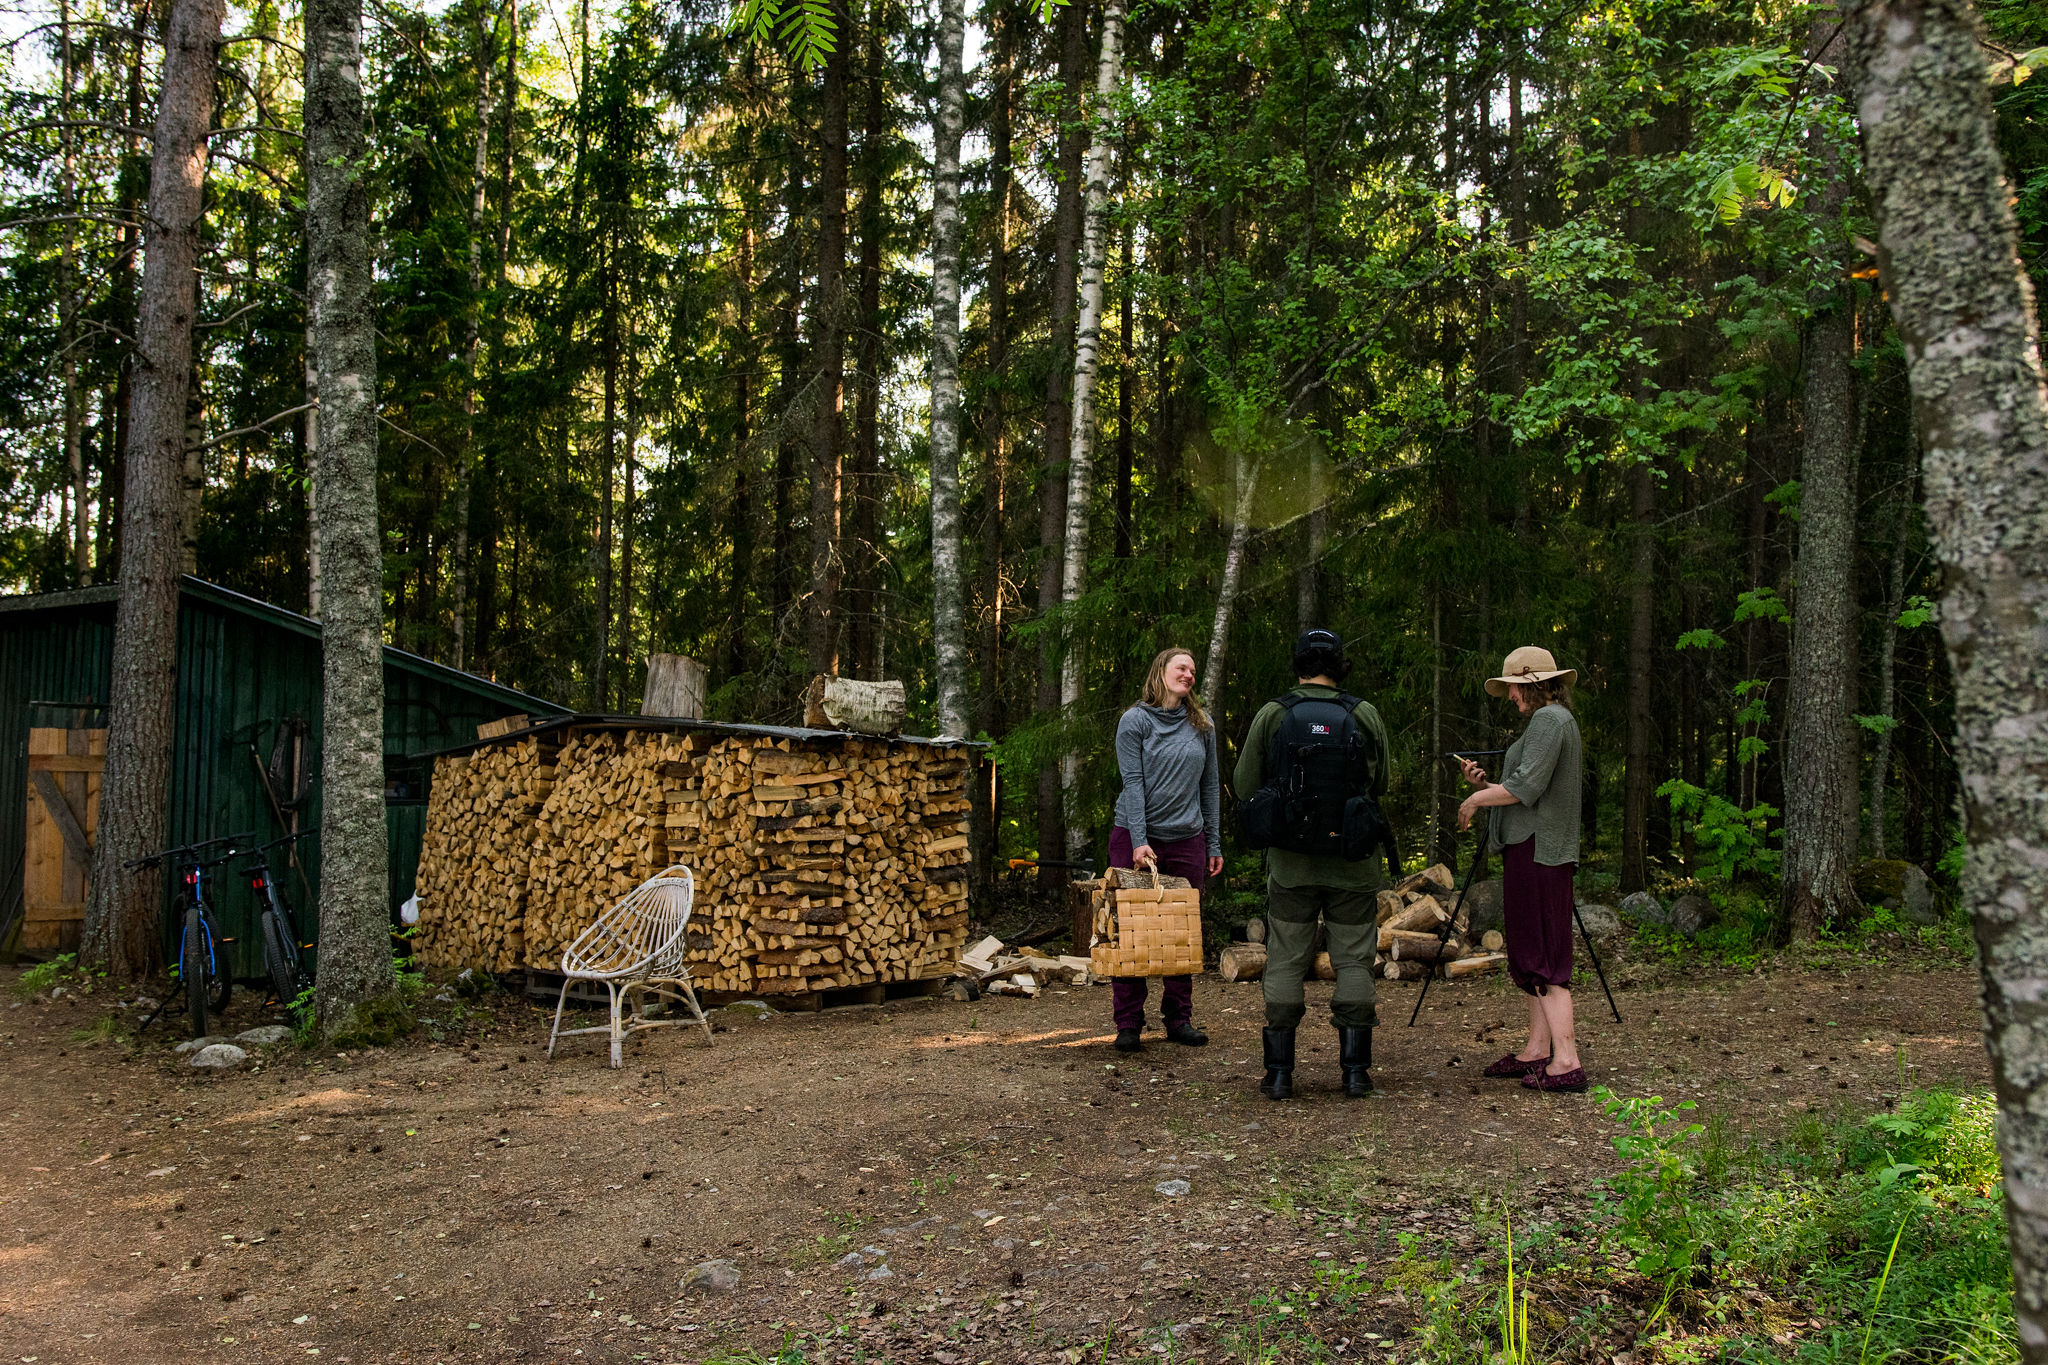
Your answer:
[123,831,260,870]
[243,829,318,858]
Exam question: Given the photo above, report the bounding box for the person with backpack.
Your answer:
[1233,629,1396,1100]
[1107,647,1223,1053]
[1457,647,1587,1092]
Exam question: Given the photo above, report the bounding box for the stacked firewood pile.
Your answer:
[1374,864,1506,980]
[412,722,976,997]
[413,736,558,972]
[677,737,973,994]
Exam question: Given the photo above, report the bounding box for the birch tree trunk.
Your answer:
[1057,0,1127,861]
[1033,0,1089,892]
[306,0,394,1033]
[1843,1,2048,1352]
[927,0,970,738]
[81,0,223,980]
[1199,451,1261,706]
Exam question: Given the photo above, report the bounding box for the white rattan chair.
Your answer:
[546,864,714,1067]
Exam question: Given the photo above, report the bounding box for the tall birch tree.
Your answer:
[1843,0,2048,1349]
[82,0,225,979]
[1057,0,1126,860]
[307,0,396,1033]
[927,0,969,738]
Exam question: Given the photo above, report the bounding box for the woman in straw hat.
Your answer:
[1457,646,1587,1092]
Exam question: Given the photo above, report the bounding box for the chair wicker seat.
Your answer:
[546,864,713,1066]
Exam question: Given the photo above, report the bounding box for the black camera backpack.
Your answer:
[1237,691,1401,878]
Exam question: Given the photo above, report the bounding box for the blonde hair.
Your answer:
[1139,648,1212,733]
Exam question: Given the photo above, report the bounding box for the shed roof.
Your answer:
[0,576,563,718]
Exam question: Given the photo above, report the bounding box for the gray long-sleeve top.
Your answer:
[1112,702,1222,857]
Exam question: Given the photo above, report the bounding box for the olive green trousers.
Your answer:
[1263,882,1380,1030]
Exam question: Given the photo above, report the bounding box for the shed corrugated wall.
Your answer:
[0,578,562,974]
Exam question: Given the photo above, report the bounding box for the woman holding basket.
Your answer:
[1106,647,1224,1053]
[1457,646,1587,1092]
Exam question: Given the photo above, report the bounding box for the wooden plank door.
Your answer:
[24,727,105,956]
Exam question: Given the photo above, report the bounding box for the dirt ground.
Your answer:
[0,950,1988,1364]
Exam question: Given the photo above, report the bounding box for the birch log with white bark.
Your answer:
[307,0,395,1033]
[1057,0,1127,860]
[927,0,969,740]
[81,0,223,979]
[1843,0,2048,1353]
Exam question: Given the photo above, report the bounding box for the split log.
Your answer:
[802,675,908,735]
[1445,953,1506,979]
[1381,959,1430,982]
[1480,929,1505,952]
[1393,863,1455,897]
[1386,929,1462,962]
[1218,942,1267,981]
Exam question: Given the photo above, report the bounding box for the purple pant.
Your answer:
[1502,837,1577,996]
[1106,827,1208,1031]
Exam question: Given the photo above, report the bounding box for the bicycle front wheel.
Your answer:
[261,912,299,1008]
[183,904,210,1037]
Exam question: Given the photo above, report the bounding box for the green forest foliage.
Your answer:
[5,0,2035,893]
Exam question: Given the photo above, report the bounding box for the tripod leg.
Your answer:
[1571,905,1622,1024]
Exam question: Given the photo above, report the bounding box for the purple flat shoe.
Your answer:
[1521,1065,1589,1093]
[1483,1053,1550,1079]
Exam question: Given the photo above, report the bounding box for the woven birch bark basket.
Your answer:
[1089,867,1204,978]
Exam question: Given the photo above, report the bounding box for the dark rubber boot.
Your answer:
[1338,1025,1375,1098]
[1260,1027,1296,1100]
[1114,1028,1142,1053]
[1165,1020,1208,1047]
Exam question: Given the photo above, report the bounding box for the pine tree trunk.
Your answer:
[82,0,223,980]
[724,208,756,683]
[1783,24,1863,939]
[1869,479,1917,858]
[306,0,394,1032]
[1057,0,1128,862]
[597,266,617,709]
[1782,299,1863,938]
[1621,457,1655,892]
[848,22,884,680]
[1034,0,1089,891]
[807,20,851,677]
[452,39,490,673]
[928,0,970,736]
[60,0,89,585]
[1845,5,2048,1350]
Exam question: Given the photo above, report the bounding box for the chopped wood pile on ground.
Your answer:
[413,723,977,998]
[1215,864,1506,984]
[1373,864,1506,980]
[950,934,1095,998]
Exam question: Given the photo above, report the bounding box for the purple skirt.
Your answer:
[1502,837,1575,996]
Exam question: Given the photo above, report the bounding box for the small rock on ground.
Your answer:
[173,1035,229,1053]
[189,1043,249,1069]
[235,1025,294,1046]
[1574,904,1624,940]
[681,1258,741,1293]
[1155,1179,1191,1197]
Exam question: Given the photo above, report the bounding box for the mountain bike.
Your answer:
[127,832,255,1037]
[243,830,316,1008]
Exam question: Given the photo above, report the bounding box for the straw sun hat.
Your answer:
[1485,645,1578,699]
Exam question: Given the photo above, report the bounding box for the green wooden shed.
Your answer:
[0,576,565,971]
